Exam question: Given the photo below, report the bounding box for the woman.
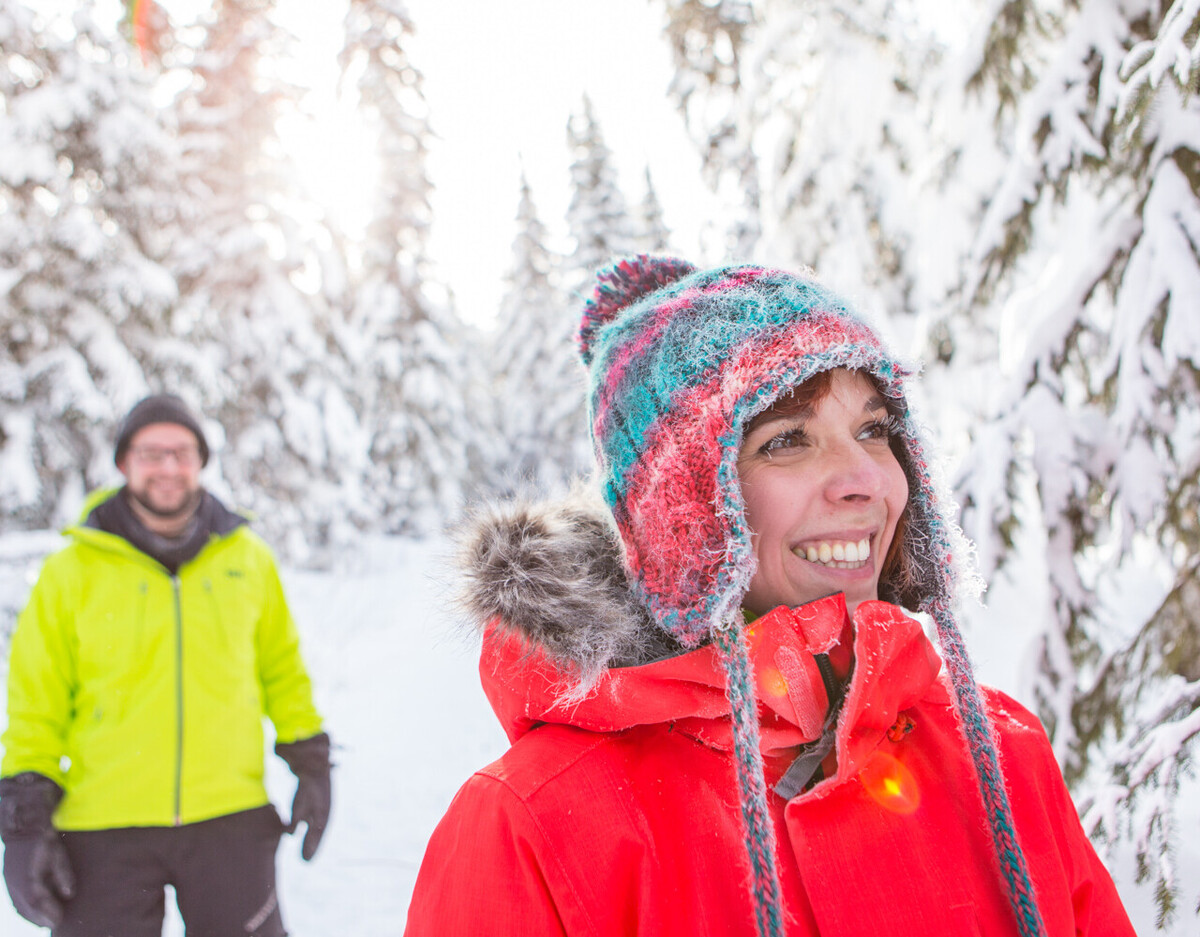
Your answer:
[404,257,1134,937]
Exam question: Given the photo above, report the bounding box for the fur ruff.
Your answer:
[456,487,683,691]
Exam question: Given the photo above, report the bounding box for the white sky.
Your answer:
[45,0,971,327]
[405,0,712,324]
[265,0,970,326]
[274,0,716,326]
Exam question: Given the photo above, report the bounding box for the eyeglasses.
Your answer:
[128,446,201,467]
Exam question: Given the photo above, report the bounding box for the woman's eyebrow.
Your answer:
[751,405,812,432]
[864,395,888,412]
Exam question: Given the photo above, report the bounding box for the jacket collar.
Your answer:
[462,493,942,773]
[69,488,246,571]
[480,594,942,775]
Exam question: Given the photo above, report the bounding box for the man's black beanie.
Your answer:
[114,394,210,466]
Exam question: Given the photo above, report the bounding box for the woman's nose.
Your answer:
[822,440,890,503]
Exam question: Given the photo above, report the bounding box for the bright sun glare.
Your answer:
[151,0,380,240]
[278,90,380,242]
[272,3,380,241]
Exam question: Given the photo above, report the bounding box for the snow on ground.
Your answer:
[0,529,1193,935]
[260,536,509,936]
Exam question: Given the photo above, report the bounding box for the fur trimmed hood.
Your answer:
[456,489,684,689]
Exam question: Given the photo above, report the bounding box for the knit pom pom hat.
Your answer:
[578,256,1048,937]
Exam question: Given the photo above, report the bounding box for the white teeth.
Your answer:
[796,538,872,568]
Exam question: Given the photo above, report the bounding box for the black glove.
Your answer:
[275,733,332,861]
[0,773,74,927]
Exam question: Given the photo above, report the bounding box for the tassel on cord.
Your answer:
[714,621,785,937]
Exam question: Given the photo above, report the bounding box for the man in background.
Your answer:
[0,394,331,936]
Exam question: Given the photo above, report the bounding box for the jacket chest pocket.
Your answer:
[192,574,261,669]
[75,581,166,719]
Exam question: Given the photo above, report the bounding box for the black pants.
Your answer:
[55,806,286,937]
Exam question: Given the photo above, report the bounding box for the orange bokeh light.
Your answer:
[860,750,920,815]
[759,667,789,700]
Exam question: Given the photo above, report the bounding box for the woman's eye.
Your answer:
[858,415,901,442]
[761,428,807,454]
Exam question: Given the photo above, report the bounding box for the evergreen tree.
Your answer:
[636,166,671,253]
[488,172,588,493]
[339,0,474,534]
[565,95,634,290]
[657,0,1200,928]
[0,1,179,529]
[166,0,368,561]
[656,0,943,319]
[946,2,1200,928]
[657,0,760,257]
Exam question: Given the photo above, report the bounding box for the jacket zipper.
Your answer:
[813,652,839,704]
[172,575,183,826]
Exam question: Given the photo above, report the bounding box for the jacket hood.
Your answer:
[457,490,681,690]
[460,494,943,768]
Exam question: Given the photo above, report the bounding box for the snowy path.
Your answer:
[268,536,507,935]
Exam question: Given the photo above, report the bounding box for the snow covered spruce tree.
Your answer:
[946,1,1200,928]
[636,166,672,252]
[654,0,944,322]
[484,172,589,493]
[339,0,475,534]
[167,0,369,560]
[0,1,179,529]
[654,0,764,257]
[564,95,636,294]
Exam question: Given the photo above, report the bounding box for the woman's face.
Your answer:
[736,369,909,618]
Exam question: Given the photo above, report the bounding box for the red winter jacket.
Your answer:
[405,591,1133,936]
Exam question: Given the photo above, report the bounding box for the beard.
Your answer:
[126,484,202,523]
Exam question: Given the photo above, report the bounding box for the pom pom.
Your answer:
[577,255,697,365]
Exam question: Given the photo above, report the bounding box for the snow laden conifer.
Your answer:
[564,95,635,294]
[636,166,672,253]
[339,0,474,535]
[486,172,589,494]
[655,0,941,322]
[0,1,178,529]
[655,0,757,257]
[166,0,368,562]
[947,1,1200,928]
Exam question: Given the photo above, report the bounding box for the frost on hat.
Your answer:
[577,255,957,647]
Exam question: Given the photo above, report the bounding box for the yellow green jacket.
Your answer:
[1,493,323,830]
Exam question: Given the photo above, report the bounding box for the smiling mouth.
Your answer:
[792,537,871,569]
